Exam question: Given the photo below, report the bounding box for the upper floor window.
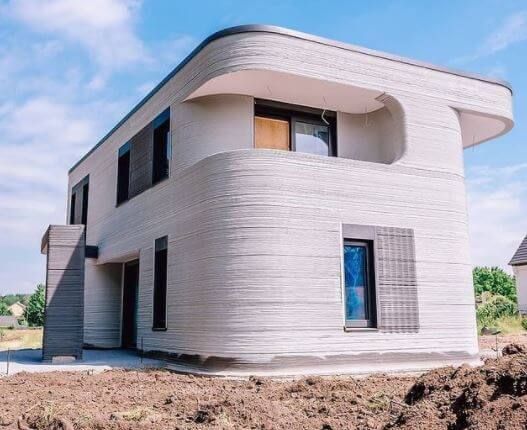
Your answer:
[116,142,131,205]
[254,100,336,156]
[69,193,76,225]
[69,175,89,226]
[152,108,170,185]
[343,240,376,328]
[81,182,89,225]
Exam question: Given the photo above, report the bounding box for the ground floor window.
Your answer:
[153,236,168,330]
[343,240,376,328]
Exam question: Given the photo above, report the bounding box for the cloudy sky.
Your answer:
[0,0,525,294]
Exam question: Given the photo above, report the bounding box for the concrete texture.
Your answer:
[0,349,162,376]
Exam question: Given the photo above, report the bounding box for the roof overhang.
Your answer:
[69,24,514,173]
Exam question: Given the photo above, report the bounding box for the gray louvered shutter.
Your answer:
[375,227,419,332]
[129,122,154,198]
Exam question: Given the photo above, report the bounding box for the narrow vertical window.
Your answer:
[153,236,168,330]
[343,240,376,328]
[117,142,131,205]
[69,193,76,225]
[81,183,89,225]
[152,109,170,185]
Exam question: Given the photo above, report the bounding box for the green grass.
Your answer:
[478,315,527,335]
[0,328,42,350]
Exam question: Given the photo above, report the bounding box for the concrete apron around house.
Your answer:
[1,347,489,379]
[0,348,163,376]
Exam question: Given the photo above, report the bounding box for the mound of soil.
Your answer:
[0,351,526,429]
[386,353,527,429]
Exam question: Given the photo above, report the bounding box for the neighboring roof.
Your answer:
[510,235,527,266]
[69,24,513,174]
[0,315,19,328]
[8,302,26,310]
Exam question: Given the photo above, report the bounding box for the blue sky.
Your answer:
[0,0,525,294]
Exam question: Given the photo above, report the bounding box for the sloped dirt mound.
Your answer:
[386,353,527,429]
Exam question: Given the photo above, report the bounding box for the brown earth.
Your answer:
[479,333,527,352]
[1,350,526,429]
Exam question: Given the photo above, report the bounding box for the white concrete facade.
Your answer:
[512,266,527,315]
[64,26,513,375]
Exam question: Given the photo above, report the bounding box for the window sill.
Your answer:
[152,327,167,332]
[343,326,378,332]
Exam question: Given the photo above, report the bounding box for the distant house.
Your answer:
[0,316,19,329]
[510,235,527,315]
[8,302,26,318]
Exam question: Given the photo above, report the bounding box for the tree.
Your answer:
[473,266,517,302]
[25,284,45,327]
[0,301,10,316]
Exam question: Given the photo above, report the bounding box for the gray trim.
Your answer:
[69,24,512,173]
[42,225,85,361]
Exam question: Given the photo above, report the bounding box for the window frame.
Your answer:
[69,193,76,225]
[343,238,377,329]
[152,236,168,331]
[254,99,337,156]
[116,142,131,206]
[152,108,171,186]
[81,182,89,226]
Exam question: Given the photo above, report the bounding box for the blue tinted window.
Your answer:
[344,244,368,321]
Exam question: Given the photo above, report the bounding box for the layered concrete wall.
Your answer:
[66,28,513,374]
[42,225,85,361]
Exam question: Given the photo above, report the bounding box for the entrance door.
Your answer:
[122,260,139,348]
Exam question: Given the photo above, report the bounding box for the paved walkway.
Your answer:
[0,348,163,376]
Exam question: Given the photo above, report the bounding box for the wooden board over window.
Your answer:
[254,116,290,150]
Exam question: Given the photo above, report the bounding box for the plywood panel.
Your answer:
[254,116,289,150]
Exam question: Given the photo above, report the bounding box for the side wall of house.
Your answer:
[84,261,122,348]
[513,266,527,315]
[67,31,512,373]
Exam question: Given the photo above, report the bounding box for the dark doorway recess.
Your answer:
[122,260,139,348]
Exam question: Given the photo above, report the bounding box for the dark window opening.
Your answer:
[117,142,131,205]
[81,183,89,225]
[254,100,336,156]
[69,193,76,225]
[343,240,376,328]
[152,113,170,185]
[153,236,168,330]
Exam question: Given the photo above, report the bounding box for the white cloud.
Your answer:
[483,11,527,55]
[0,0,196,294]
[466,163,527,271]
[452,11,527,64]
[3,0,147,86]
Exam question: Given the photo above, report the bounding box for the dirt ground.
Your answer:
[1,347,527,430]
[479,332,527,352]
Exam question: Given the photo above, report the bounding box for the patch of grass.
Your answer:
[494,315,527,335]
[0,328,42,350]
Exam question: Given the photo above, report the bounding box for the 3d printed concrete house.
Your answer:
[510,235,527,315]
[41,25,514,374]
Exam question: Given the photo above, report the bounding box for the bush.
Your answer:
[476,294,517,328]
[522,317,527,331]
[25,284,45,327]
[473,266,517,302]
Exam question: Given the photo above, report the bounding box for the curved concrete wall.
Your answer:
[67,28,514,375]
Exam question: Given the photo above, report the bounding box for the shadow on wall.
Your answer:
[338,95,405,165]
